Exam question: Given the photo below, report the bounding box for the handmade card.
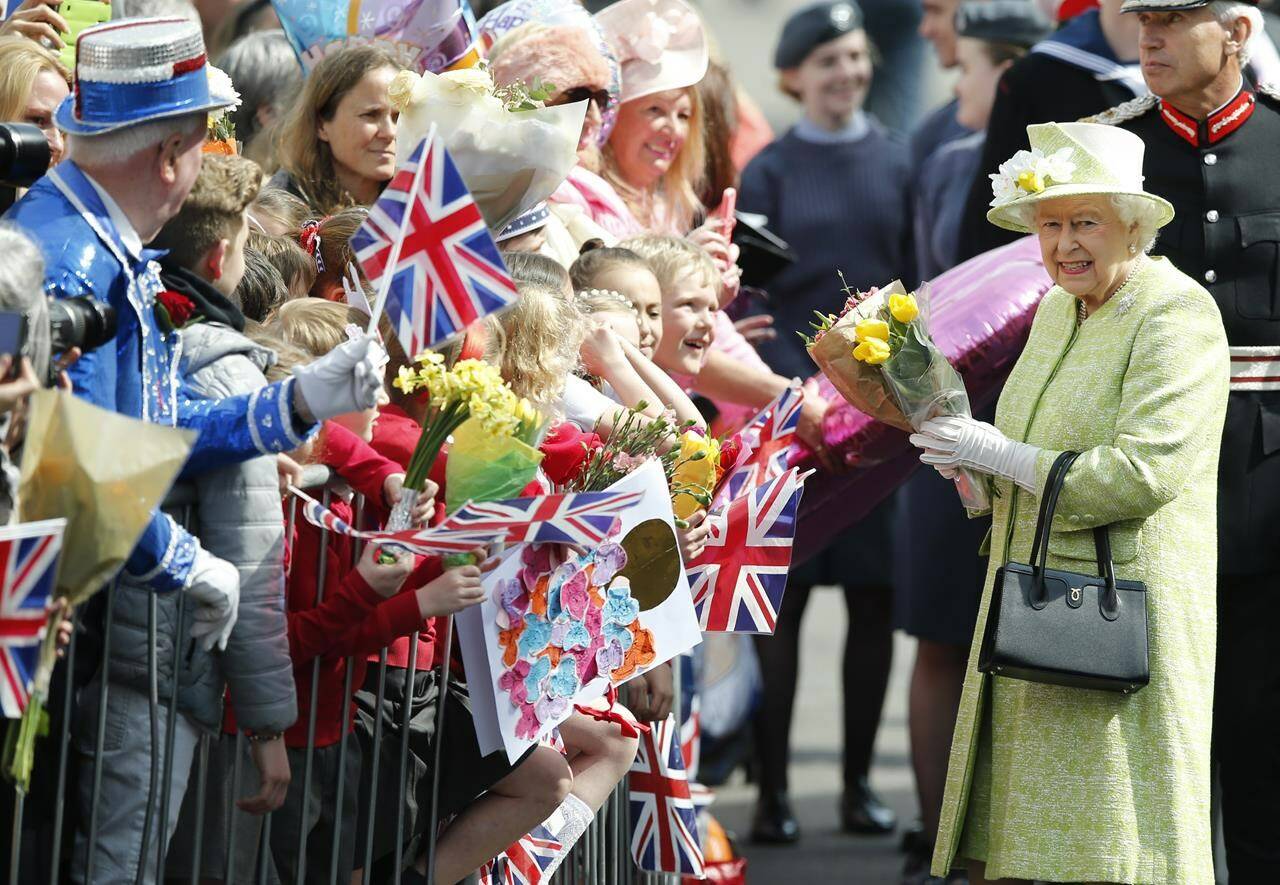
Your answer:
[459,459,703,762]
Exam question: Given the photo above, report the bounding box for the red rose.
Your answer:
[539,422,603,486]
[156,289,196,327]
[718,436,742,468]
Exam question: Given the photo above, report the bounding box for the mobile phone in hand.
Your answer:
[718,187,737,241]
[0,312,29,380]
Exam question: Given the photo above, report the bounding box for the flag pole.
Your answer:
[366,122,437,337]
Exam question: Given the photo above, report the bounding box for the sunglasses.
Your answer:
[551,86,612,110]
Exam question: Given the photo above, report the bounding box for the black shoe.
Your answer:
[750,791,801,844]
[840,777,897,835]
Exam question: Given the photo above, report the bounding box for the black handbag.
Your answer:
[978,451,1150,693]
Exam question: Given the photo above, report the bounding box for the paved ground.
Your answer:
[709,588,918,885]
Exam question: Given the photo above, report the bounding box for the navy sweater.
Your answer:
[738,121,916,380]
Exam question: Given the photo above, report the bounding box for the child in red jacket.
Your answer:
[265,299,495,883]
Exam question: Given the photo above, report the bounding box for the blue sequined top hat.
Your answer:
[55,17,236,136]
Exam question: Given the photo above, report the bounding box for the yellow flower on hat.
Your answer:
[888,292,919,324]
[1016,170,1045,194]
[853,338,891,365]
[854,318,890,343]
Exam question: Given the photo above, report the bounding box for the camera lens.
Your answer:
[0,123,52,189]
[48,297,117,354]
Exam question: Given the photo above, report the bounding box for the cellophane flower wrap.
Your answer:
[807,279,990,511]
[388,66,586,231]
[445,401,548,514]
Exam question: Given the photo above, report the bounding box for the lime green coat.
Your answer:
[932,256,1229,884]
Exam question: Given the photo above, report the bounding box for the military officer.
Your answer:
[1089,3,1280,880]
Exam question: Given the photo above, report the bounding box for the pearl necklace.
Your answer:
[1076,256,1145,326]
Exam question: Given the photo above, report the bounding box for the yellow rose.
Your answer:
[1016,170,1045,194]
[888,292,919,324]
[671,431,720,520]
[853,338,892,365]
[854,318,890,343]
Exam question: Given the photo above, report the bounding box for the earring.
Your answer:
[1128,244,1137,255]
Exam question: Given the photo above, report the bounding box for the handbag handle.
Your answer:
[1026,451,1122,615]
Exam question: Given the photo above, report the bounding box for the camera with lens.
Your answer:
[0,297,117,386]
[0,123,52,211]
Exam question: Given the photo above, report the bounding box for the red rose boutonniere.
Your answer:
[155,289,198,333]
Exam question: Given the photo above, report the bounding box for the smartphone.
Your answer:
[0,311,29,380]
[718,187,737,241]
[57,0,111,72]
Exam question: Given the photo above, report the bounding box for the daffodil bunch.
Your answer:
[394,353,540,491]
[852,291,921,365]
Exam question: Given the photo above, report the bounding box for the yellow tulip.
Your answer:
[854,318,890,343]
[889,292,920,324]
[671,431,720,520]
[853,338,892,365]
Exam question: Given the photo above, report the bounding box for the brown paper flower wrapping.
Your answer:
[808,280,914,433]
[17,390,196,605]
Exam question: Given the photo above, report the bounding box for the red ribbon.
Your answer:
[574,686,651,738]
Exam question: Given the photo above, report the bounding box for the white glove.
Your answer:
[908,415,1041,492]
[291,335,385,422]
[185,545,240,652]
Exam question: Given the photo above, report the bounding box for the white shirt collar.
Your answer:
[794,111,870,145]
[80,170,143,259]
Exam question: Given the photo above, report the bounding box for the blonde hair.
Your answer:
[619,234,718,296]
[153,154,263,269]
[274,45,402,214]
[265,298,370,359]
[603,86,707,234]
[0,36,69,122]
[485,282,583,408]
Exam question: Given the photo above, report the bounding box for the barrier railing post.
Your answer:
[296,486,334,882]
[155,586,188,879]
[361,649,390,876]
[187,733,209,885]
[49,610,78,885]
[329,494,365,885]
[224,731,245,880]
[133,592,162,885]
[392,632,421,885]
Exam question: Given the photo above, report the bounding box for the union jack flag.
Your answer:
[478,822,563,885]
[289,487,492,555]
[629,713,704,877]
[720,382,804,505]
[440,490,643,547]
[0,519,65,718]
[350,131,518,355]
[688,468,808,634]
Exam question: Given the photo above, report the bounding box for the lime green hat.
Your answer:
[986,121,1175,234]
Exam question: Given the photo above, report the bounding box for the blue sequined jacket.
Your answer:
[4,162,316,592]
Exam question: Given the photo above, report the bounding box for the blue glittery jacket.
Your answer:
[4,162,317,592]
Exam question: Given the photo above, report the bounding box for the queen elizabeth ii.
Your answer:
[910,122,1229,884]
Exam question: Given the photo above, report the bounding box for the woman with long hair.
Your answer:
[272,45,402,214]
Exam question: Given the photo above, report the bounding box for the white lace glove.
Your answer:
[291,335,384,422]
[185,545,240,652]
[908,415,1041,492]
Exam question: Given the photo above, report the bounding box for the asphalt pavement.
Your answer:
[710,588,918,884]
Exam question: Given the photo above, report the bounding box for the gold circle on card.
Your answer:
[617,518,680,611]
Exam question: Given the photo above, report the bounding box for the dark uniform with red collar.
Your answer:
[1091,79,1280,881]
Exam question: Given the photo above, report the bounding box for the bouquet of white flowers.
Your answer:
[389,67,586,231]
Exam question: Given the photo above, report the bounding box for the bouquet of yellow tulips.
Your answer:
[805,279,990,511]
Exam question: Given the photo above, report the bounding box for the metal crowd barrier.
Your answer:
[4,469,688,885]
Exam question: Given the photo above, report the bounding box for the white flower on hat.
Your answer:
[206,64,241,122]
[989,146,1076,207]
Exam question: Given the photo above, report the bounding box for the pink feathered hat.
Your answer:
[596,0,709,104]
